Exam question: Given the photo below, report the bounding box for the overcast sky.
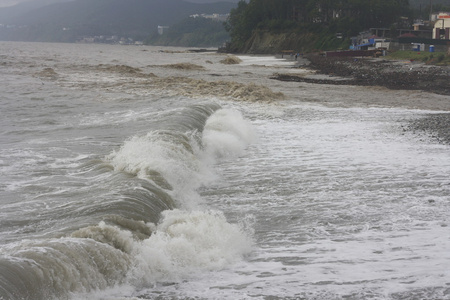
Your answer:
[0,0,53,7]
[0,0,239,8]
[0,0,22,7]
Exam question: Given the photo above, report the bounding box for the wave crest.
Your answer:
[148,76,284,102]
[130,209,253,284]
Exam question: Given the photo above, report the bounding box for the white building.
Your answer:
[157,26,169,35]
[432,12,450,40]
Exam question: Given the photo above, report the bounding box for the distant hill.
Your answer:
[145,16,229,47]
[0,0,236,42]
[0,0,73,21]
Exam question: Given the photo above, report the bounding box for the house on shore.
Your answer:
[433,12,450,40]
[350,11,450,53]
[350,31,390,51]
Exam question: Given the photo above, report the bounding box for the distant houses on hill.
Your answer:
[156,13,229,37]
[350,11,450,52]
[189,13,229,22]
[77,11,230,44]
[77,35,143,45]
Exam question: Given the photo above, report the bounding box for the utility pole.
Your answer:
[430,0,433,21]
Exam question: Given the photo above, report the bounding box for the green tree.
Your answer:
[224,0,253,50]
[225,0,410,52]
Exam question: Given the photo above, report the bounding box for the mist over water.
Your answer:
[1,42,449,299]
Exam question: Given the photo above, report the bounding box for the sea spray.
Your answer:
[107,130,201,191]
[70,210,254,300]
[0,101,257,299]
[102,108,257,290]
[202,108,256,160]
[128,209,253,286]
[107,108,256,205]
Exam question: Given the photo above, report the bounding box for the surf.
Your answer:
[0,104,255,300]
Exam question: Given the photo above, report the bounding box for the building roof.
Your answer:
[398,33,417,38]
[355,42,373,48]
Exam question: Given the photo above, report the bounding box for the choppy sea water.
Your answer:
[0,42,450,300]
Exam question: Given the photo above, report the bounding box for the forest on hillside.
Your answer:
[224,0,449,52]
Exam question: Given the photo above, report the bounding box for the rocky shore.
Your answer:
[272,55,450,96]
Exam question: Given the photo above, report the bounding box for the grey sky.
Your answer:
[0,0,56,7]
[0,0,239,8]
[0,0,24,7]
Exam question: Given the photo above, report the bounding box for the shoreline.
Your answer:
[272,55,450,96]
[405,113,450,145]
[270,54,450,146]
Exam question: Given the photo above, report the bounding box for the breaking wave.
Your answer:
[147,76,285,102]
[61,63,284,102]
[157,63,206,70]
[0,104,255,300]
[220,55,242,65]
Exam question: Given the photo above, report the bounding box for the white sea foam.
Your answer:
[107,108,256,206]
[236,55,298,67]
[101,108,257,292]
[106,130,201,196]
[70,209,253,300]
[202,108,256,160]
[128,209,253,286]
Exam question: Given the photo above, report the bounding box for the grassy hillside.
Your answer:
[387,50,450,66]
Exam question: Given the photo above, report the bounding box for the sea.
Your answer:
[1,41,450,300]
